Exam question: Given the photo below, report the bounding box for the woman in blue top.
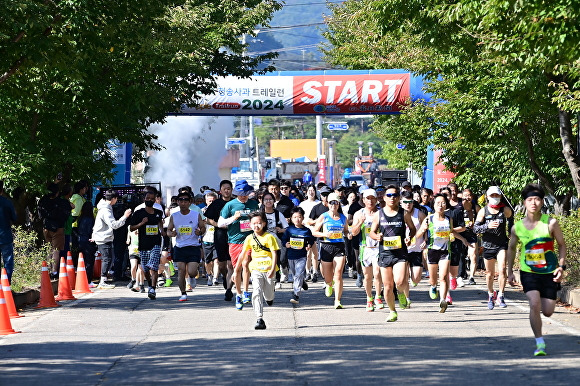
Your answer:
[312,192,349,309]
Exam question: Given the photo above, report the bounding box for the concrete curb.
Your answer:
[12,280,58,309]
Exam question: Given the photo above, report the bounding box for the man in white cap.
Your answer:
[218,180,258,311]
[474,186,513,309]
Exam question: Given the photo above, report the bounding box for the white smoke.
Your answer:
[145,116,235,196]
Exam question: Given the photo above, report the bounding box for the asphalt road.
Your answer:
[1,272,579,386]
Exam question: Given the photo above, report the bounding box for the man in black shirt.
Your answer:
[131,190,164,300]
[203,180,236,300]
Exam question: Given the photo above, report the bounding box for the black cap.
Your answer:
[401,181,411,188]
[319,186,332,195]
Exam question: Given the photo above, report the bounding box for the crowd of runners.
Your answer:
[75,178,566,356]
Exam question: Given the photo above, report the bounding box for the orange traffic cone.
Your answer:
[74,253,93,294]
[55,256,76,301]
[1,268,22,319]
[0,283,19,335]
[66,252,76,290]
[36,261,60,309]
[93,251,102,279]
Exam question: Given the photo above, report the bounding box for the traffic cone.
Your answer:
[36,261,60,309]
[0,283,19,335]
[55,256,76,301]
[74,253,93,294]
[66,252,76,290]
[93,251,102,279]
[1,268,22,318]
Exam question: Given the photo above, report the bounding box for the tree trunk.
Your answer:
[558,109,580,198]
[553,192,572,216]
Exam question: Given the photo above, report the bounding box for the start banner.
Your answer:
[177,70,420,116]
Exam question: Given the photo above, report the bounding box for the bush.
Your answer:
[555,211,580,288]
[11,227,52,293]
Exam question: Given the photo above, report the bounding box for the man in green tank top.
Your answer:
[506,184,567,357]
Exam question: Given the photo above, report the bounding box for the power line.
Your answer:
[260,22,326,32]
[282,1,344,6]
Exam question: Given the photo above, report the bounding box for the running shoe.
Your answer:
[88,282,97,288]
[325,282,334,297]
[186,283,193,292]
[280,273,288,283]
[366,299,375,312]
[305,273,312,282]
[242,291,251,304]
[164,278,173,287]
[127,279,136,289]
[139,285,146,293]
[534,343,547,356]
[397,292,408,309]
[97,282,115,289]
[235,295,243,310]
[457,277,465,288]
[224,288,233,301]
[450,277,457,290]
[429,286,438,300]
[374,295,385,309]
[439,300,447,313]
[498,296,507,308]
[348,267,354,278]
[488,295,495,310]
[334,300,343,309]
[492,290,498,301]
[446,294,453,305]
[148,287,156,300]
[255,318,266,330]
[424,271,430,279]
[386,311,398,322]
[157,277,166,288]
[131,284,140,292]
[213,277,219,286]
[266,300,274,306]
[302,281,309,291]
[311,272,318,283]
[169,262,175,276]
[207,274,213,286]
[406,299,412,308]
[356,274,363,288]
[411,281,418,287]
[191,277,197,289]
[179,294,188,302]
[290,294,299,304]
[468,277,476,285]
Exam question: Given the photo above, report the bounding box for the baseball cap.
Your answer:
[486,186,502,196]
[363,189,377,198]
[401,181,411,188]
[327,192,340,203]
[233,180,254,196]
[319,186,332,195]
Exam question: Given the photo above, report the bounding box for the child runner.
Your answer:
[282,207,315,305]
[234,211,279,330]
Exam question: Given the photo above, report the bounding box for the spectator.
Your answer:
[77,201,96,285]
[0,181,17,283]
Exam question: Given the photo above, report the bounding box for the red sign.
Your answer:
[293,74,410,114]
[433,149,456,192]
[318,156,327,184]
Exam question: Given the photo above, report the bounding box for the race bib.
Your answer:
[434,230,450,240]
[208,226,215,233]
[145,225,158,236]
[290,237,305,249]
[382,236,402,250]
[240,219,251,232]
[464,218,472,227]
[525,248,547,267]
[178,226,192,235]
[328,231,343,240]
[254,257,273,272]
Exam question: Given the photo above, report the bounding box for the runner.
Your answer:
[233,211,279,330]
[204,180,235,300]
[218,180,259,310]
[299,184,320,282]
[462,188,480,285]
[201,191,219,286]
[507,184,566,356]
[369,185,416,322]
[415,194,468,313]
[474,186,513,309]
[282,207,315,305]
[400,190,426,304]
[130,189,164,300]
[305,185,335,283]
[312,192,349,309]
[351,189,382,312]
[166,191,205,302]
[443,183,467,304]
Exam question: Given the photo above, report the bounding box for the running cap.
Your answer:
[486,186,502,196]
[401,181,411,188]
[363,189,377,198]
[327,193,340,203]
[319,186,332,195]
[233,180,254,196]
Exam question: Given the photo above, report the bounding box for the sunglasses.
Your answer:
[385,193,399,198]
[402,200,413,204]
[177,198,190,202]
[329,200,340,205]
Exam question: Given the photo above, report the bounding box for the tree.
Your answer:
[0,0,282,199]
[324,0,580,213]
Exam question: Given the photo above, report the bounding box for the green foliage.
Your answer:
[0,0,282,194]
[10,227,52,293]
[554,211,580,287]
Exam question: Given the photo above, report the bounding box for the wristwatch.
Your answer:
[560,265,567,270]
